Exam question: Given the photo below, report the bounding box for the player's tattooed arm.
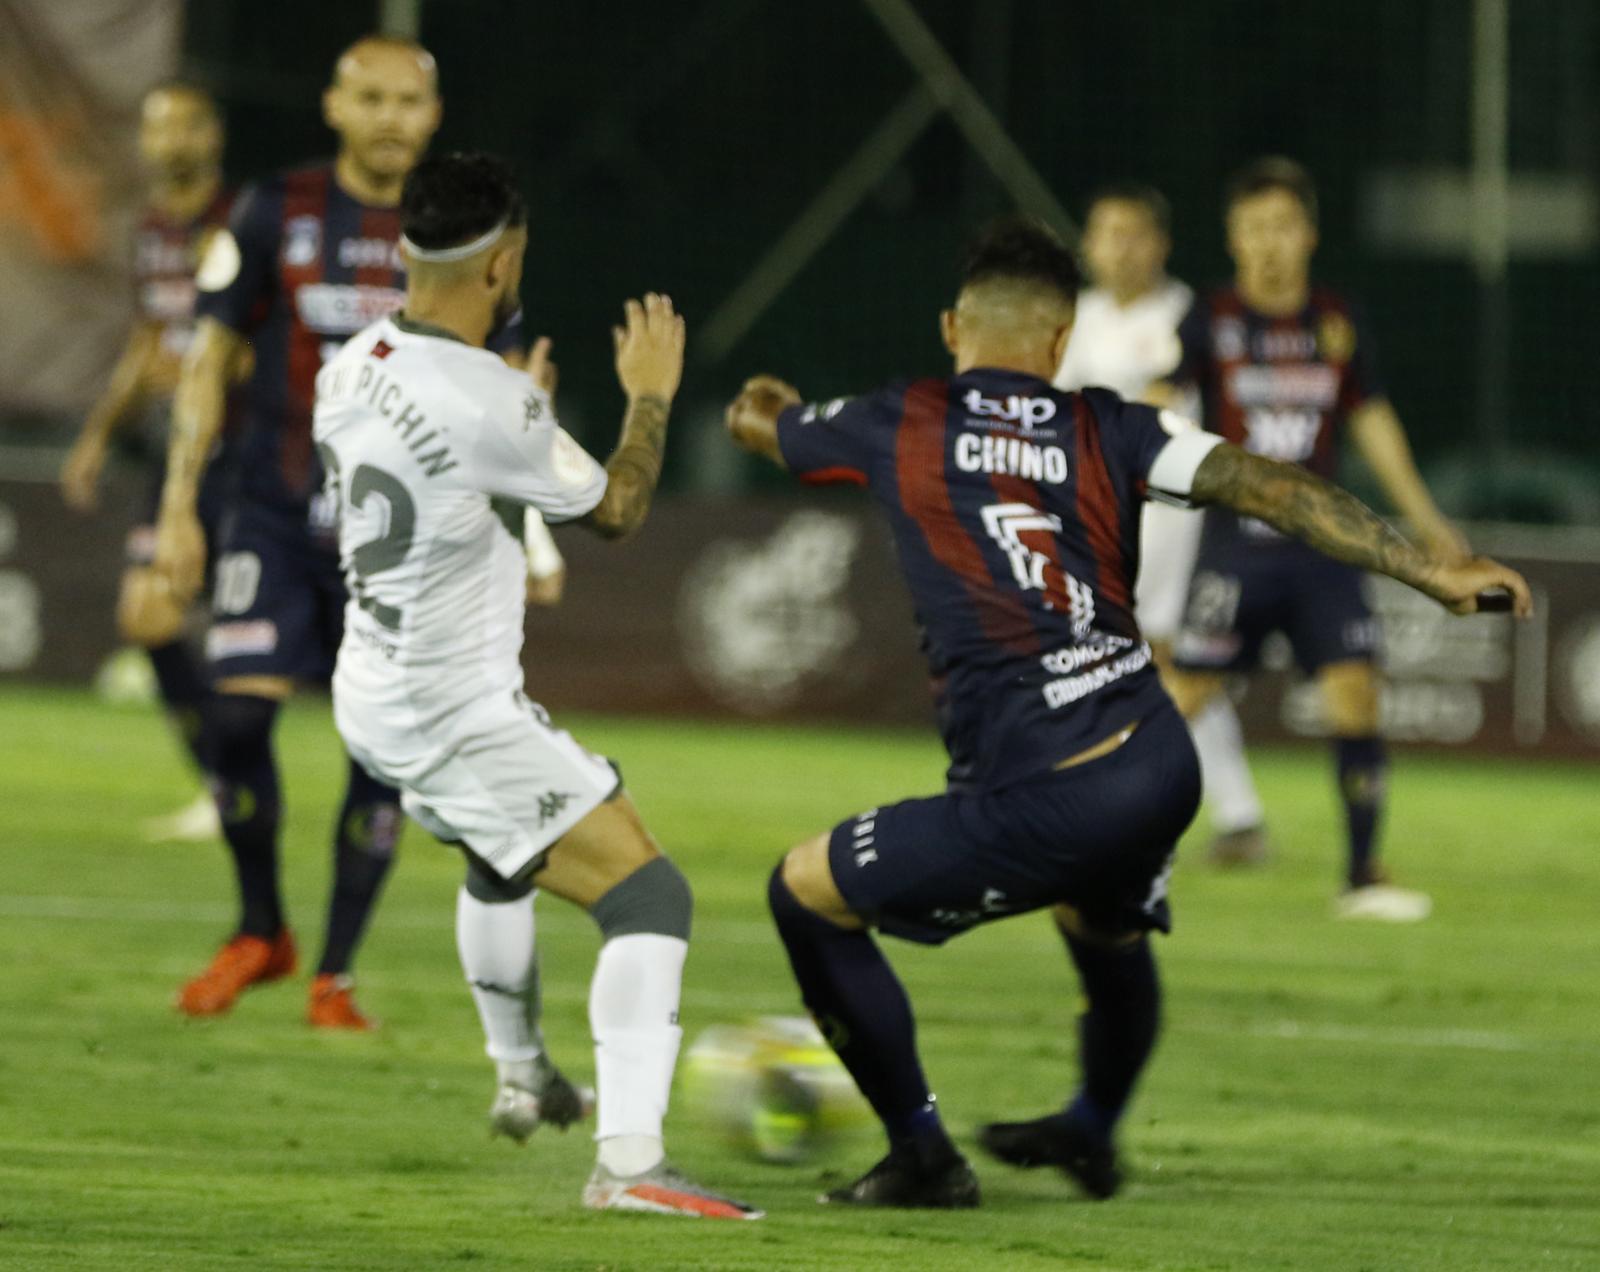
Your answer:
[1191,443,1533,617]
[153,318,246,601]
[585,294,685,541]
[724,375,799,467]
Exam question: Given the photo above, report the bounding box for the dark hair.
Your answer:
[960,215,1080,303]
[1224,156,1318,223]
[400,152,527,252]
[1086,182,1171,234]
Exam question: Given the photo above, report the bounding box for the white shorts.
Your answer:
[1134,501,1204,641]
[335,686,619,881]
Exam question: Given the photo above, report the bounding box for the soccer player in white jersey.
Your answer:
[1056,185,1270,865]
[313,153,759,1220]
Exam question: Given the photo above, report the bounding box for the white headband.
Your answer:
[399,217,509,263]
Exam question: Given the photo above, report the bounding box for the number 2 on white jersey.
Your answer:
[318,443,416,630]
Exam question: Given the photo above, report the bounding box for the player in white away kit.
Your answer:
[314,154,759,1219]
[1056,186,1269,865]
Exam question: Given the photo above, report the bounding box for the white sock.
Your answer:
[455,886,544,1082]
[590,932,686,1176]
[1192,696,1265,834]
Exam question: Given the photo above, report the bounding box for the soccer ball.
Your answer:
[682,1015,871,1164]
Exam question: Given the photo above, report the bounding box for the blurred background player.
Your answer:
[1055,183,1269,865]
[59,81,234,843]
[1152,158,1471,921]
[150,36,561,1028]
[725,216,1529,1209]
[316,151,756,1218]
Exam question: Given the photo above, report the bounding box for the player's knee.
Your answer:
[775,838,860,927]
[209,694,277,770]
[1319,665,1379,735]
[464,856,534,903]
[590,855,692,942]
[1052,902,1143,949]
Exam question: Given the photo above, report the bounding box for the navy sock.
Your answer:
[1057,927,1161,1144]
[210,694,283,938]
[767,865,954,1166]
[316,760,403,976]
[1334,736,1386,888]
[146,640,213,777]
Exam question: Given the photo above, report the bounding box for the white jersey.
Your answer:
[1055,279,1192,399]
[313,316,607,718]
[1057,279,1200,640]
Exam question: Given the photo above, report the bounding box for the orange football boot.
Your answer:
[176,930,297,1016]
[307,973,376,1031]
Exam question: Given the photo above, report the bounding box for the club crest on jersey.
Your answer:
[284,216,322,268]
[1317,311,1356,365]
[1214,317,1248,361]
[962,389,1056,430]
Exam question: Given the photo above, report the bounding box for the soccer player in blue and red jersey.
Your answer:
[1152,159,1469,920]
[725,218,1529,1208]
[60,82,234,842]
[151,37,456,1028]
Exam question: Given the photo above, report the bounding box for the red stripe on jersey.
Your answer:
[800,465,868,487]
[356,205,401,289]
[894,379,1037,653]
[1071,396,1131,612]
[280,167,332,495]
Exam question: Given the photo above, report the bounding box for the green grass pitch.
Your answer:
[2,685,1597,1270]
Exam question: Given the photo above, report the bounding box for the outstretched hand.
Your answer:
[613,293,685,403]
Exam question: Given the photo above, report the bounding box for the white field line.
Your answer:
[3,893,1591,1057]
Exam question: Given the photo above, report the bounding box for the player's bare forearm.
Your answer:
[724,375,798,468]
[1193,444,1437,588]
[1190,444,1533,616]
[586,393,670,540]
[161,320,238,509]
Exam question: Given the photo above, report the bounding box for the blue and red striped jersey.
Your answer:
[196,162,522,519]
[1171,285,1382,549]
[133,186,235,368]
[778,370,1190,792]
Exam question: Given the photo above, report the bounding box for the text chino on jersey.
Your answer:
[313,316,617,881]
[775,371,1221,793]
[776,370,1216,942]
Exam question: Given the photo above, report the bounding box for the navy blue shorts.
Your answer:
[205,501,346,683]
[1172,546,1378,675]
[827,704,1201,945]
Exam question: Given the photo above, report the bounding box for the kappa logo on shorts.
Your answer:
[536,790,576,827]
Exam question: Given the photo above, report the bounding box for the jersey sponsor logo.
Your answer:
[206,619,278,660]
[136,234,193,277]
[1228,363,1339,409]
[283,215,322,267]
[954,432,1069,483]
[1243,407,1323,462]
[195,228,242,292]
[1258,328,1317,360]
[1214,317,1247,360]
[961,389,1057,430]
[1042,641,1152,709]
[337,236,403,271]
[295,282,406,335]
[1039,636,1135,675]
